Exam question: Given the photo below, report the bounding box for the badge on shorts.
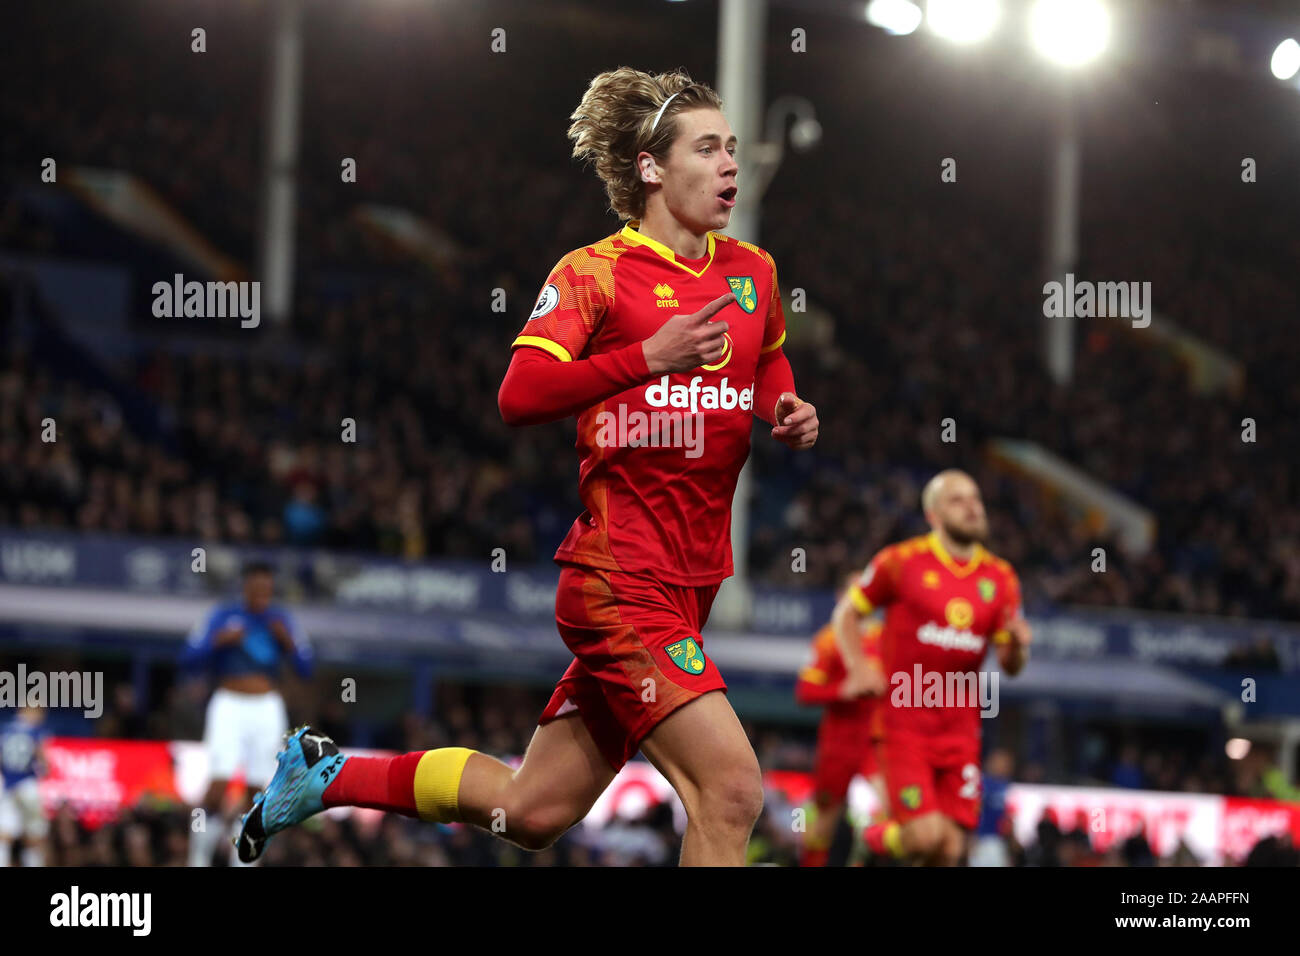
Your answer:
[665,637,707,675]
[899,785,922,811]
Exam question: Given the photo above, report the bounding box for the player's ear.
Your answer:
[637,152,659,185]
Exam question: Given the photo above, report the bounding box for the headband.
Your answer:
[650,91,682,133]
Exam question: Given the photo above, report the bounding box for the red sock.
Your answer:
[800,846,831,867]
[864,819,903,858]
[322,753,425,816]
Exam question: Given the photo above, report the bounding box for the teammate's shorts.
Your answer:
[0,777,47,840]
[203,687,289,787]
[812,716,880,805]
[878,730,981,830]
[539,564,725,771]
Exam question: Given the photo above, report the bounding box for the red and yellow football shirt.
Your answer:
[848,532,1022,739]
[511,219,787,587]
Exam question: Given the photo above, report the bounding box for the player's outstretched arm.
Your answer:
[498,292,737,427]
[498,343,652,426]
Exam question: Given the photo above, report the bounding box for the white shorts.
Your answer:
[203,688,290,788]
[0,777,48,841]
[969,833,1010,867]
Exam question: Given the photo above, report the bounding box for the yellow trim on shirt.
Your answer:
[926,531,986,579]
[850,586,873,615]
[620,220,717,278]
[512,335,573,362]
[761,330,786,353]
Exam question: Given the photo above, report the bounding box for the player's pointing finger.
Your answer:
[694,292,736,321]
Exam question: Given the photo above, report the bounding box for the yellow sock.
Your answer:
[805,830,832,852]
[412,747,475,823]
[883,820,904,858]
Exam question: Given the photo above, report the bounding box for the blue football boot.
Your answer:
[235,725,345,863]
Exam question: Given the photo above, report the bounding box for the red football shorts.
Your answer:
[812,711,880,806]
[538,564,726,770]
[878,729,982,829]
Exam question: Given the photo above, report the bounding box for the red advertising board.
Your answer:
[32,738,1300,865]
[1220,796,1300,863]
[41,738,181,828]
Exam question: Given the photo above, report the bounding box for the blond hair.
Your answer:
[568,67,724,221]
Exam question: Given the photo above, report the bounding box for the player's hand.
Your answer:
[268,618,293,649]
[997,614,1032,677]
[840,663,885,699]
[772,393,818,450]
[1005,614,1032,648]
[214,622,245,647]
[641,292,735,374]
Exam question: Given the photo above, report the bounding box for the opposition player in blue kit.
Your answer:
[0,704,49,867]
[180,560,312,865]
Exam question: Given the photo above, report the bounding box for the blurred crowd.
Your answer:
[39,788,1294,868]
[38,801,688,868]
[5,4,1300,623]
[25,721,1298,868]
[3,0,1300,868]
[0,665,1289,867]
[51,669,1278,804]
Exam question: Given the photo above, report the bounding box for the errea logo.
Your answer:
[653,283,679,308]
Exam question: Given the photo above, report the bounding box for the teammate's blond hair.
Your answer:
[568,67,724,222]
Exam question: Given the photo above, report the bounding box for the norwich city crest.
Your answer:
[666,636,707,675]
[899,785,922,811]
[977,577,997,603]
[727,275,757,313]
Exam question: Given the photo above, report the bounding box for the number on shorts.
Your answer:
[959,762,980,800]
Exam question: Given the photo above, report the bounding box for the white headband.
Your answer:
[650,91,681,133]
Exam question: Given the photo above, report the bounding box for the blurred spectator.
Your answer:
[1243,834,1299,867]
[970,748,1014,867]
[1111,744,1144,789]
[1223,638,1281,673]
[96,683,148,740]
[1025,810,1062,867]
[1121,821,1156,867]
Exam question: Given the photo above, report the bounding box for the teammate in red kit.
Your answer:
[237,68,818,867]
[832,470,1031,866]
[795,575,886,867]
